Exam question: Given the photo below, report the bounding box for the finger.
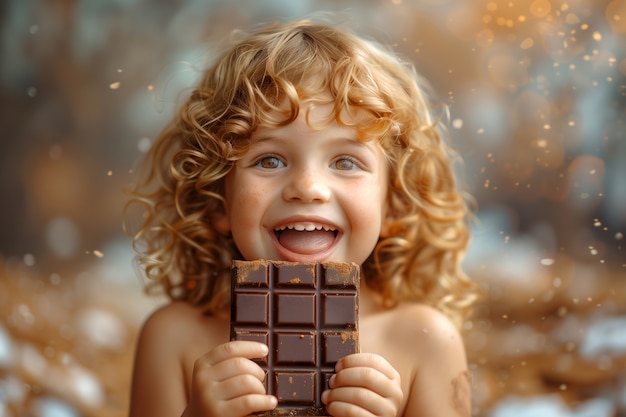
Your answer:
[213,373,268,400]
[324,399,376,417]
[206,356,267,383]
[331,366,400,400]
[220,394,278,417]
[336,353,400,382]
[323,386,396,417]
[204,341,269,366]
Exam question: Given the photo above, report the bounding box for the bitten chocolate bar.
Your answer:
[230,260,360,416]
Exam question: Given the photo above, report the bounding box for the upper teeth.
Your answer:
[275,223,336,232]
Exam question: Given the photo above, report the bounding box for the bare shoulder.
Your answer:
[399,304,470,417]
[361,302,467,373]
[137,302,197,350]
[129,302,229,417]
[140,301,217,335]
[136,301,229,363]
[361,303,470,417]
[363,302,463,353]
[399,303,463,348]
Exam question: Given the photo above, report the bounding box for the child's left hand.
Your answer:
[321,353,403,417]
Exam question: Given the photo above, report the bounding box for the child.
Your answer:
[127,19,478,417]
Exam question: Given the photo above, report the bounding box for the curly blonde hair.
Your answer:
[126,19,478,327]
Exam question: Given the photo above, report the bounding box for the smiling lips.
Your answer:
[273,223,339,255]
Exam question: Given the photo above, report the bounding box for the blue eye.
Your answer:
[256,156,284,169]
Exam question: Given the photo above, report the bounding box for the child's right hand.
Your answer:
[181,340,277,417]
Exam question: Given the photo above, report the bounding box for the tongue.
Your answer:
[278,229,335,254]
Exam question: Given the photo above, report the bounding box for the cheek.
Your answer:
[226,171,262,216]
[230,188,261,222]
[346,179,386,230]
[234,188,263,206]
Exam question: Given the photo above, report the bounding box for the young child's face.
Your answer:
[219,102,389,265]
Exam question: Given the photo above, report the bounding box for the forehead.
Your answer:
[255,98,378,137]
[251,102,357,143]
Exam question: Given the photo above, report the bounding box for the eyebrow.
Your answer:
[248,135,280,145]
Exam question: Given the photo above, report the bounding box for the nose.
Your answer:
[282,170,331,203]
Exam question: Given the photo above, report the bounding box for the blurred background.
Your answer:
[0,0,624,416]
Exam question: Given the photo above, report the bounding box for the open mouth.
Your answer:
[273,223,339,255]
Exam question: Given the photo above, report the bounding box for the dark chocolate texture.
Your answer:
[230,260,360,416]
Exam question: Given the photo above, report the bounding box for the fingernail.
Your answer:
[328,374,336,388]
[321,390,329,404]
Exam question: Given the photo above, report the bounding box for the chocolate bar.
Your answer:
[230,260,360,416]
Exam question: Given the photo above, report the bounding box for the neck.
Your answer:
[359,282,385,317]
